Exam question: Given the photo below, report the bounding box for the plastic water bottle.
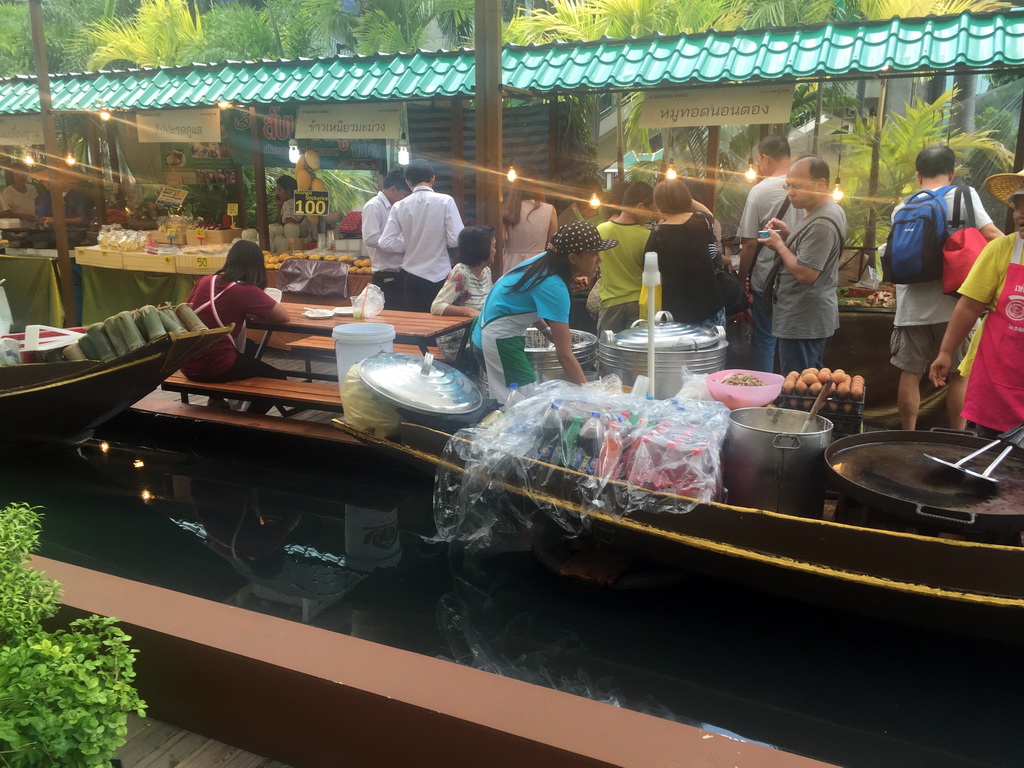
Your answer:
[597,420,624,480]
[576,411,604,474]
[504,382,523,412]
[534,403,562,463]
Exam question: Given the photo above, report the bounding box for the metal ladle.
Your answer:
[925,423,1024,485]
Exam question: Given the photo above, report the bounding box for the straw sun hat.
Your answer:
[983,169,1024,207]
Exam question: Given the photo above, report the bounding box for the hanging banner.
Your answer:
[225,107,386,171]
[160,141,235,185]
[136,108,222,143]
[295,104,401,140]
[639,84,796,128]
[0,115,43,146]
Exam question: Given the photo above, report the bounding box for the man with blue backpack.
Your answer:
[885,146,1002,430]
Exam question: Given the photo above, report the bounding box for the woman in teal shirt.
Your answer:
[473,221,617,404]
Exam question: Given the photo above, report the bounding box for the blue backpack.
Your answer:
[882,185,954,284]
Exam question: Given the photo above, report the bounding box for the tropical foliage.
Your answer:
[840,88,1013,244]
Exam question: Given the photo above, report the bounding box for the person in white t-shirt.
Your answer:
[890,146,1003,430]
[736,136,803,372]
[1,169,38,226]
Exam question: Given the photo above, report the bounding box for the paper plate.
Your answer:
[333,306,354,316]
[303,309,334,319]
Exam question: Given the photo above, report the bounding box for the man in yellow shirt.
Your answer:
[930,170,1024,436]
[596,182,654,335]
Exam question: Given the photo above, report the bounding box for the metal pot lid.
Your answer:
[358,352,483,415]
[604,313,725,351]
[524,327,597,352]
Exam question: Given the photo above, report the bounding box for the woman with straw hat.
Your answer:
[929,169,1024,436]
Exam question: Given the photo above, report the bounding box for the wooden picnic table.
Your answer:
[248,303,473,358]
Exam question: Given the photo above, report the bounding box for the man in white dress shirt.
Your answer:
[379,159,464,312]
[362,166,408,310]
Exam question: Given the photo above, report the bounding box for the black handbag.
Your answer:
[694,211,749,316]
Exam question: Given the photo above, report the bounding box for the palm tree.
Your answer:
[80,0,204,70]
[350,0,474,55]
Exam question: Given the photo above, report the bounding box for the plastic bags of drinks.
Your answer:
[433,376,730,554]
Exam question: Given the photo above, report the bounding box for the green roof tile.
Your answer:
[0,11,1019,115]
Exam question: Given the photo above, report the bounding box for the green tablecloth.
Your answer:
[81,266,197,325]
[0,254,64,332]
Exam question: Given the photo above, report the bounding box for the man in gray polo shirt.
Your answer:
[759,155,847,374]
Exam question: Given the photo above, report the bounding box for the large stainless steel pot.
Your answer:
[524,328,597,382]
[598,313,727,398]
[724,407,833,518]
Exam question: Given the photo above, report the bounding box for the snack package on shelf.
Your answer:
[433,379,731,556]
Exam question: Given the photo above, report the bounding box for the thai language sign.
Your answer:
[0,115,43,145]
[295,104,400,140]
[639,85,796,128]
[136,108,222,143]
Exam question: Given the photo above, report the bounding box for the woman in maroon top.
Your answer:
[182,241,290,409]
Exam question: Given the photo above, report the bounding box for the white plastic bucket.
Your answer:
[332,323,395,382]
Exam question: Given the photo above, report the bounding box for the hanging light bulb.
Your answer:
[288,139,301,164]
[507,165,517,182]
[665,159,678,180]
[397,132,410,165]
[98,109,112,121]
[744,163,757,182]
[217,100,232,110]
[588,192,601,209]
[64,153,76,166]
[22,150,34,167]
[140,489,153,502]
[832,179,845,202]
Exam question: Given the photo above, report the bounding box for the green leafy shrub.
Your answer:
[0,503,146,768]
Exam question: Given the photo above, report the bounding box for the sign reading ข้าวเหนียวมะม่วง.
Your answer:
[639,84,796,128]
[294,104,401,141]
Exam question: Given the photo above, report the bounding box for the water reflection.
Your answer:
[1,442,1021,768]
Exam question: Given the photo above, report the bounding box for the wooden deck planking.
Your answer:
[118,716,291,768]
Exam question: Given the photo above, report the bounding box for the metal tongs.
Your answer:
[925,423,1024,485]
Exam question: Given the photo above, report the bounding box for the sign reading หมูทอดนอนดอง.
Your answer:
[136,108,222,143]
[295,104,401,140]
[639,84,796,128]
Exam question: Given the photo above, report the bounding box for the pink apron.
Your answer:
[962,236,1024,432]
[193,276,244,352]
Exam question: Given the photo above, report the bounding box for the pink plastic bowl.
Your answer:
[706,369,785,410]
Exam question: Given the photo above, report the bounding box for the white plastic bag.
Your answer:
[674,365,713,401]
[340,362,400,437]
[352,283,385,319]
[0,279,11,336]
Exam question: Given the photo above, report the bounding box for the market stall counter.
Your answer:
[0,252,65,331]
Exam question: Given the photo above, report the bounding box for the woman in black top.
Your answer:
[644,179,725,326]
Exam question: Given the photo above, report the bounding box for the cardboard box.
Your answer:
[175,251,227,275]
[121,250,177,273]
[74,245,124,270]
[150,229,186,245]
[186,228,241,246]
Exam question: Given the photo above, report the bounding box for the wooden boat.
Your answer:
[0,327,230,447]
[331,417,1024,641]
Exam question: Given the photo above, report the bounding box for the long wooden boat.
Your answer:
[0,327,230,447]
[332,417,1024,641]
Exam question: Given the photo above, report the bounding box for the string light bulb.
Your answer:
[140,489,153,502]
[832,179,845,202]
[397,132,410,165]
[665,160,678,180]
[288,139,301,164]
[133,459,144,468]
[22,151,34,167]
[65,153,76,166]
[507,165,517,182]
[98,109,111,121]
[588,192,601,209]
[217,100,231,110]
[99,442,109,453]
[744,163,757,182]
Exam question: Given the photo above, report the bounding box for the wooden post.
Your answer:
[1008,92,1024,233]
[234,166,247,228]
[86,117,106,226]
[760,124,770,140]
[863,77,889,273]
[451,98,465,215]
[249,107,269,251]
[547,98,559,179]
[706,125,720,216]
[28,0,75,325]
[811,78,824,155]
[615,94,625,180]
[474,0,503,266]
[105,120,123,208]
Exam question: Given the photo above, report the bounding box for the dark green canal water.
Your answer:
[1,437,1020,768]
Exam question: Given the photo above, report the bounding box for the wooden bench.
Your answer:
[286,336,446,381]
[161,371,344,414]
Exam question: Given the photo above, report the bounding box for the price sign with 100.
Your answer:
[294,190,329,216]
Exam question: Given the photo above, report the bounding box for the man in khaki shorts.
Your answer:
[890,146,1003,430]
